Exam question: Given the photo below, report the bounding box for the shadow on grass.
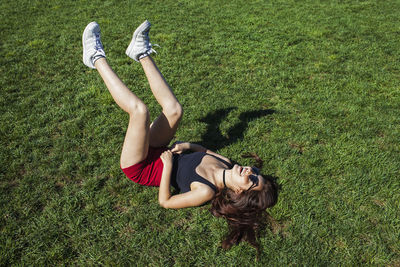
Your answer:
[198,107,275,151]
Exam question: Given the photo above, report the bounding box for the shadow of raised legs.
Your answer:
[198,108,275,151]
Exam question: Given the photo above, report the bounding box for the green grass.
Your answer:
[1,0,400,265]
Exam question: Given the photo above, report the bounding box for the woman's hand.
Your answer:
[170,141,191,154]
[170,141,206,154]
[160,150,173,167]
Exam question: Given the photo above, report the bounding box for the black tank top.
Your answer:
[171,152,231,193]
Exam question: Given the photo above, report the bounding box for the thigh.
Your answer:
[149,112,181,148]
[120,114,150,168]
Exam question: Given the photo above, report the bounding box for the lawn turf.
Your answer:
[1,0,400,265]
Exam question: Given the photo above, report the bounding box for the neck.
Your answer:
[216,168,233,190]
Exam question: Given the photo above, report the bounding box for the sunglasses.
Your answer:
[246,167,260,192]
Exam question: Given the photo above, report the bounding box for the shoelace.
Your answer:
[141,29,159,54]
[147,42,160,54]
[95,32,103,51]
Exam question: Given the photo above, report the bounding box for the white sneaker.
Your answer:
[126,20,157,62]
[82,22,106,69]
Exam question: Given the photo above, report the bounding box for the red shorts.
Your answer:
[121,146,168,187]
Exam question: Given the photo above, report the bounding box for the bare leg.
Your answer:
[139,56,183,147]
[95,58,150,168]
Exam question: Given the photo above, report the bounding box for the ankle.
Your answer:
[139,55,152,63]
[94,57,106,68]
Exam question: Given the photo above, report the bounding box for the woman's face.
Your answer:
[230,164,265,192]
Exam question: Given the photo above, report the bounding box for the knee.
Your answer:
[127,101,149,118]
[164,103,183,121]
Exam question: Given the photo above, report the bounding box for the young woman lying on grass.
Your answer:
[82,20,278,251]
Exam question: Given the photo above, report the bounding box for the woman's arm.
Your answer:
[170,142,232,165]
[158,150,214,209]
[170,142,204,153]
[158,150,174,205]
[160,187,214,209]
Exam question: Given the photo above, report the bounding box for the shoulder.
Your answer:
[191,182,215,199]
[205,151,232,167]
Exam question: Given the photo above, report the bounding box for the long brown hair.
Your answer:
[210,174,278,255]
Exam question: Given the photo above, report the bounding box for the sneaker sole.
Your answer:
[125,20,151,60]
[82,21,99,68]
